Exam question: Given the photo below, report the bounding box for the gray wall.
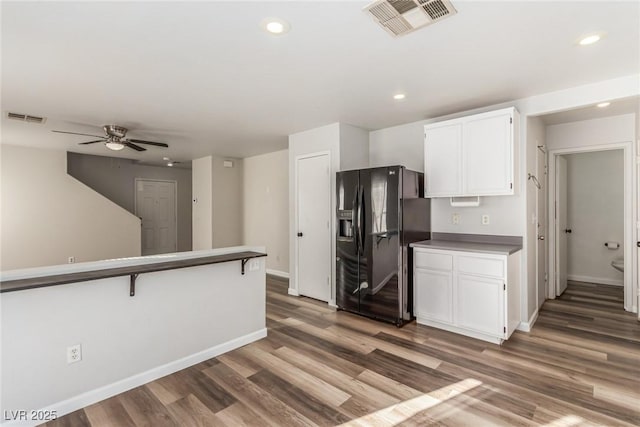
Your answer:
[565,150,624,285]
[67,152,192,252]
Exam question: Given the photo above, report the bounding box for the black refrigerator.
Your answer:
[336,166,430,326]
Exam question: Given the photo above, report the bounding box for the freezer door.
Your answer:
[358,167,402,323]
[336,170,360,313]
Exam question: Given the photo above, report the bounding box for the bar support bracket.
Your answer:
[130,274,139,297]
[241,258,250,275]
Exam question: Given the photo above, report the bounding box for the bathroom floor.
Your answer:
[541,280,638,343]
[560,280,624,309]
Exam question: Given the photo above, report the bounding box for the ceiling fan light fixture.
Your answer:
[105,141,125,151]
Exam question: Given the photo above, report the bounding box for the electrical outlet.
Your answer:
[67,344,82,364]
[481,214,490,225]
[452,213,460,225]
[68,256,75,264]
[249,259,260,272]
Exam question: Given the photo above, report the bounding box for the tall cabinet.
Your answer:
[424,107,518,198]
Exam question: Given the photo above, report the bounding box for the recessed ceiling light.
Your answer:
[393,93,406,100]
[262,18,290,35]
[579,34,601,46]
[163,157,170,161]
[167,162,174,167]
[597,102,611,108]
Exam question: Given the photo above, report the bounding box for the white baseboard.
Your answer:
[517,309,539,333]
[287,287,299,296]
[567,274,623,287]
[416,317,503,345]
[266,269,290,279]
[5,329,267,427]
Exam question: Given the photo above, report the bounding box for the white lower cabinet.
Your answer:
[413,247,521,344]
[456,274,504,336]
[414,268,453,324]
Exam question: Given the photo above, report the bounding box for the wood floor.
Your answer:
[46,278,639,427]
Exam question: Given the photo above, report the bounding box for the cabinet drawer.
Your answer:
[415,251,453,271]
[458,256,504,278]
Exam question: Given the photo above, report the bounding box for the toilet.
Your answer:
[611,257,624,273]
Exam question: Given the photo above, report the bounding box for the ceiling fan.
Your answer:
[52,124,169,152]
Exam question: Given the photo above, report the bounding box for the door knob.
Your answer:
[538,235,545,241]
[297,232,303,237]
[564,229,572,234]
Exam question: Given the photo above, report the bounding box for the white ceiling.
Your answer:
[2,1,639,163]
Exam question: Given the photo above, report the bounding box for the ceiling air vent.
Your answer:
[6,112,46,124]
[365,0,457,37]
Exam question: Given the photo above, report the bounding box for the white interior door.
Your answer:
[136,179,177,256]
[537,146,547,308]
[555,156,568,296]
[296,153,331,302]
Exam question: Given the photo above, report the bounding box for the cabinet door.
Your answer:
[456,274,504,337]
[414,268,453,324]
[424,123,462,197]
[463,112,513,195]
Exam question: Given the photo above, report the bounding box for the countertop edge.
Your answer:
[410,240,522,255]
[1,250,267,293]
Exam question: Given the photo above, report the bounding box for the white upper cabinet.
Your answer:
[424,107,518,197]
[424,123,462,197]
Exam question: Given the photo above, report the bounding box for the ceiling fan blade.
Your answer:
[52,130,105,138]
[127,139,169,148]
[78,139,106,145]
[125,142,146,152]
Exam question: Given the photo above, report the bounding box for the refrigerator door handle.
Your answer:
[351,184,360,255]
[359,185,365,256]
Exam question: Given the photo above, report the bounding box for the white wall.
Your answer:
[67,152,193,252]
[564,150,625,285]
[192,156,213,250]
[192,156,243,250]
[339,123,370,171]
[243,150,289,275]
[0,248,266,421]
[212,156,243,248]
[370,120,425,172]
[0,145,140,270]
[547,114,636,150]
[526,116,546,317]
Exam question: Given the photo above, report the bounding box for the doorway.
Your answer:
[549,146,631,310]
[135,179,177,255]
[295,152,331,302]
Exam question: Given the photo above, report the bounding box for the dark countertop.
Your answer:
[0,251,267,294]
